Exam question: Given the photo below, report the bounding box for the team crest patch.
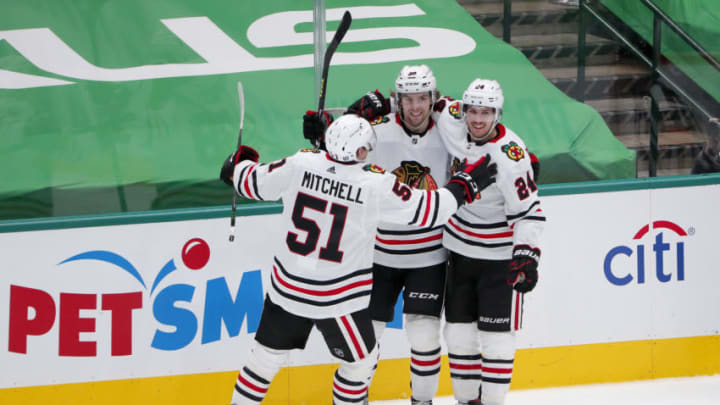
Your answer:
[450,157,464,175]
[370,116,389,125]
[392,161,438,190]
[363,163,386,174]
[449,102,462,119]
[502,141,525,161]
[300,147,321,153]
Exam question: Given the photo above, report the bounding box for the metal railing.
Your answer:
[577,0,720,176]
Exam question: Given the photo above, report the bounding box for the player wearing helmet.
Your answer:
[304,67,449,405]
[433,79,546,405]
[220,114,498,405]
[322,65,451,405]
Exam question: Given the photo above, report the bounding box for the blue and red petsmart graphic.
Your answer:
[604,220,691,286]
[8,238,264,357]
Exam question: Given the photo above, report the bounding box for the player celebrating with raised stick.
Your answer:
[220,114,497,405]
[433,79,546,405]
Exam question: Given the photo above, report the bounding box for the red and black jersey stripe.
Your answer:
[270,257,372,308]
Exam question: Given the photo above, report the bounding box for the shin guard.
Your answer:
[478,331,515,405]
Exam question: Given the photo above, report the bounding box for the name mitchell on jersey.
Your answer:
[301,170,365,204]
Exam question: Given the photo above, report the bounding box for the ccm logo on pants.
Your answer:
[407,292,440,300]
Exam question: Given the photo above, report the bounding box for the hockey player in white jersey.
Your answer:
[220,114,497,405]
[433,79,546,405]
[352,65,452,405]
[306,65,452,404]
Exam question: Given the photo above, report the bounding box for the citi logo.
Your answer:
[604,220,690,286]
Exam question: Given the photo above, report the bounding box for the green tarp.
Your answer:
[601,0,720,103]
[0,0,634,219]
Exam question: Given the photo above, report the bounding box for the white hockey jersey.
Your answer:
[366,113,451,269]
[433,98,546,260]
[232,149,461,318]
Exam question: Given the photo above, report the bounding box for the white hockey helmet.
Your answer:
[324,114,377,163]
[395,64,437,96]
[395,65,437,125]
[463,78,504,140]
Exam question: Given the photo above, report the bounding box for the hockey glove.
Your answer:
[220,145,259,187]
[445,154,497,205]
[303,110,334,149]
[507,245,540,293]
[529,151,540,182]
[346,90,391,122]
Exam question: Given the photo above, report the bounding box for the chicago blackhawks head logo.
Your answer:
[450,157,464,175]
[502,141,525,161]
[392,161,438,190]
[449,102,462,119]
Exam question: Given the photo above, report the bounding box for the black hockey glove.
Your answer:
[529,151,540,182]
[445,154,497,206]
[346,90,391,122]
[220,145,259,187]
[507,245,540,293]
[303,110,334,149]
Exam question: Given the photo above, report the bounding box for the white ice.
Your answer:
[370,375,720,405]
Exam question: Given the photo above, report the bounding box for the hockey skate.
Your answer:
[410,398,433,405]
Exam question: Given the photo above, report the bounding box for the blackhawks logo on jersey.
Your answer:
[369,116,390,125]
[363,163,386,174]
[450,157,464,175]
[449,101,462,119]
[300,147,321,153]
[392,161,438,190]
[502,141,525,161]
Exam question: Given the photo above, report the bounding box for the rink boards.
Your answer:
[1,176,719,404]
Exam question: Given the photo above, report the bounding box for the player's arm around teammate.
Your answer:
[220,114,496,405]
[304,65,454,405]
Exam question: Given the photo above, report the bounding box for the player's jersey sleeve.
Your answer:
[496,154,545,253]
[232,154,295,201]
[431,97,469,159]
[377,174,459,228]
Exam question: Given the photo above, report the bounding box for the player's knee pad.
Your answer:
[444,321,478,354]
[246,341,288,378]
[337,343,379,382]
[334,347,377,405]
[233,342,288,404]
[478,331,515,359]
[405,314,441,351]
[372,320,386,342]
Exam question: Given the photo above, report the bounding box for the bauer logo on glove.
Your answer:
[507,244,540,293]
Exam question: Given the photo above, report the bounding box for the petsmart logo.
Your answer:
[8,238,263,356]
[604,220,690,286]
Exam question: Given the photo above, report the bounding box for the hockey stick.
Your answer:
[316,10,352,133]
[229,81,245,242]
